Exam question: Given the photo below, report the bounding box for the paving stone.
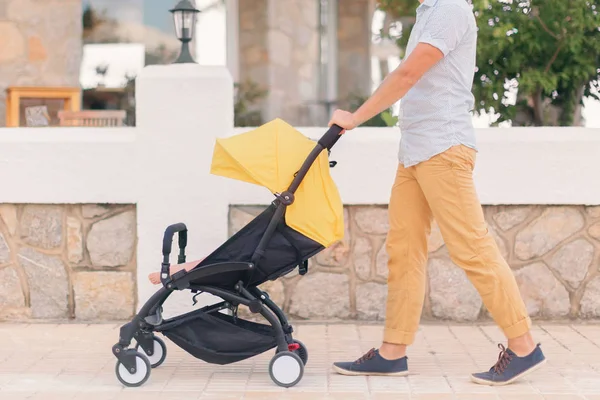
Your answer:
[0,232,10,264]
[580,276,600,318]
[0,266,24,310]
[515,207,584,260]
[354,207,389,235]
[0,204,18,235]
[20,205,63,250]
[548,239,594,289]
[73,271,134,320]
[428,257,482,321]
[18,247,68,318]
[86,211,135,268]
[514,262,570,318]
[81,204,110,219]
[352,236,372,280]
[355,282,386,320]
[289,272,350,319]
[66,217,83,264]
[493,207,531,231]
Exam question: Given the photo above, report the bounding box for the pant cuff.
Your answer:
[502,316,532,339]
[383,328,416,345]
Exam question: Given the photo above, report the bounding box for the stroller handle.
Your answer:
[318,124,344,151]
[162,223,188,260]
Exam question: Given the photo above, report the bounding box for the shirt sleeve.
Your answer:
[418,4,470,56]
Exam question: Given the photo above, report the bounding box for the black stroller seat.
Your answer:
[111,123,344,389]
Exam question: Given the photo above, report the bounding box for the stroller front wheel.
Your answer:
[115,349,151,387]
[269,351,304,388]
[136,336,167,368]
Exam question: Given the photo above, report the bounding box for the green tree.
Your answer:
[376,0,600,126]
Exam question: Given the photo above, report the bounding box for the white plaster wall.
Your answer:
[227,126,600,206]
[1,64,599,316]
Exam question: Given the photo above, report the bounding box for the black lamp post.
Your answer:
[170,0,200,64]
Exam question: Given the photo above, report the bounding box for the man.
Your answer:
[328,0,546,386]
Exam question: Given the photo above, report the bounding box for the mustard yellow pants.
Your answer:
[383,144,531,345]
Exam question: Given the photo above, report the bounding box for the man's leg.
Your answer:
[414,145,545,385]
[333,164,432,376]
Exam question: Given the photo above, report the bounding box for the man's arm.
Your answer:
[329,3,470,130]
[352,43,444,126]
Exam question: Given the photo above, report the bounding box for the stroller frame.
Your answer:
[112,125,343,388]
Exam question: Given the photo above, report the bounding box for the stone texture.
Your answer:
[493,207,531,231]
[489,224,508,259]
[337,0,372,102]
[228,206,265,236]
[289,272,350,319]
[87,211,135,268]
[354,207,389,235]
[0,22,25,63]
[428,258,482,321]
[514,262,570,318]
[238,0,319,125]
[548,239,594,289]
[580,276,600,318]
[589,222,600,241]
[18,247,68,319]
[257,279,285,306]
[353,237,372,280]
[586,206,600,219]
[356,282,387,320]
[28,36,47,62]
[515,207,584,260]
[20,205,63,250]
[316,241,349,268]
[375,241,389,278]
[73,271,134,320]
[0,0,82,127]
[0,204,18,235]
[0,266,24,309]
[82,204,110,219]
[428,221,445,252]
[66,217,83,264]
[0,233,10,264]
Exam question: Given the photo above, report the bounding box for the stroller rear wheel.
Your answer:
[136,336,167,368]
[292,340,308,366]
[269,351,304,388]
[115,349,151,387]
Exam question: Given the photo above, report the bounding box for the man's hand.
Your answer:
[328,109,358,132]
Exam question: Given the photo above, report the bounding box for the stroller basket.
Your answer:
[156,308,277,365]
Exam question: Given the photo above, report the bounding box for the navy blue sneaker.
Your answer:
[333,348,409,376]
[471,343,546,386]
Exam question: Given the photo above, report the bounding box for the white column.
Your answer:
[135,64,233,317]
[225,0,239,82]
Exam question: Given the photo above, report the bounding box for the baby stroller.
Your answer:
[112,120,345,388]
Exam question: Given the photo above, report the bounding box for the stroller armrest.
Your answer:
[171,262,254,290]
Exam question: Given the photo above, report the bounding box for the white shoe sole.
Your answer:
[470,358,547,386]
[332,364,409,377]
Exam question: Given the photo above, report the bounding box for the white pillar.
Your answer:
[135,64,233,317]
[225,0,239,82]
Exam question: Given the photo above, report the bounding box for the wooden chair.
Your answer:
[58,110,126,127]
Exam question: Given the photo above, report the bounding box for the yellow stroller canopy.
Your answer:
[210,119,344,248]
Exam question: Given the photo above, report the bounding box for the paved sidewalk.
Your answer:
[1,322,600,399]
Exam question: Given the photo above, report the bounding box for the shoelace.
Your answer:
[354,348,377,364]
[492,343,513,374]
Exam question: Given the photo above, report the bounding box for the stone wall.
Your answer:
[230,205,600,322]
[0,204,136,321]
[238,0,320,125]
[0,0,82,126]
